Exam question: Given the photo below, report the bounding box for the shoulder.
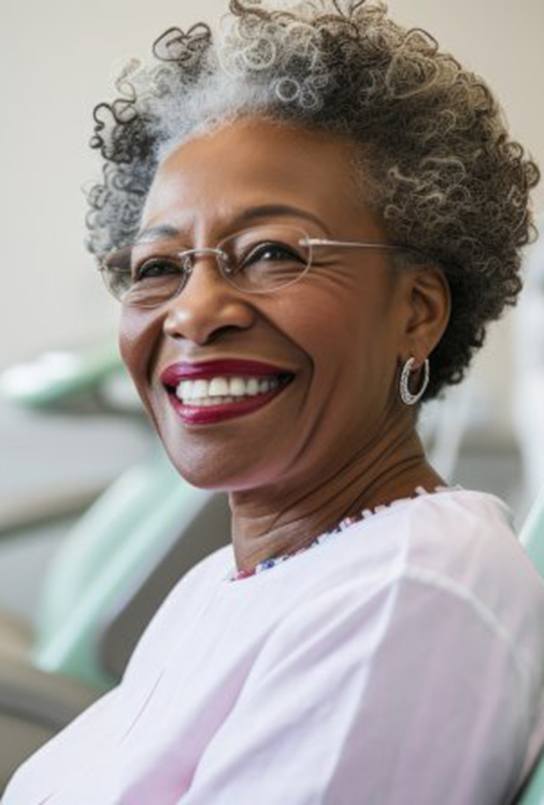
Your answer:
[397,489,544,619]
[341,488,541,605]
[406,488,544,687]
[282,489,544,690]
[122,543,234,682]
[148,541,234,624]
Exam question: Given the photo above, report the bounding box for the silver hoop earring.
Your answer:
[399,357,430,405]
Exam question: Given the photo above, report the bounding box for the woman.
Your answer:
[5,1,544,803]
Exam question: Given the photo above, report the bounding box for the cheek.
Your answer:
[281,273,400,427]
[118,308,162,391]
[281,274,391,378]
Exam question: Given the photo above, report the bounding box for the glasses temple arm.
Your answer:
[305,238,406,251]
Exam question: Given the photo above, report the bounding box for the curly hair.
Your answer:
[86,0,540,401]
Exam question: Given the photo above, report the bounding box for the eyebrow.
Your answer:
[135,204,331,243]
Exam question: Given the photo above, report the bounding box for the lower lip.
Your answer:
[166,380,293,425]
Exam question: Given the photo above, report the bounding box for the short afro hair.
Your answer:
[86,0,540,401]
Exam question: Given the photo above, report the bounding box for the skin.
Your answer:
[119,116,451,573]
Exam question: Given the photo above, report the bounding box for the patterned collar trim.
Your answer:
[226,484,461,582]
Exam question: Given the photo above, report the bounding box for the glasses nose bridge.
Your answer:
[182,245,230,278]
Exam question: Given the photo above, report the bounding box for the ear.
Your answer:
[398,264,451,364]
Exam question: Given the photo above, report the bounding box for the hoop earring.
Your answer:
[399,357,430,405]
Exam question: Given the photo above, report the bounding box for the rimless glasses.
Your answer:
[98,223,428,308]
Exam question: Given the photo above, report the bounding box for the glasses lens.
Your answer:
[102,242,185,307]
[220,224,311,292]
[100,225,312,304]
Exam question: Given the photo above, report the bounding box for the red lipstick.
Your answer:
[160,358,296,426]
[160,359,294,387]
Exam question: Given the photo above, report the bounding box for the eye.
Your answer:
[243,241,304,265]
[134,257,183,280]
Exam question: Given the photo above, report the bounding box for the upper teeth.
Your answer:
[175,375,281,401]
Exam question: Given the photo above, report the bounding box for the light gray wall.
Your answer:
[1,0,543,434]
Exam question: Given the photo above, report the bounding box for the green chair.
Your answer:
[512,485,544,804]
[520,484,544,579]
[0,339,231,688]
[0,344,232,791]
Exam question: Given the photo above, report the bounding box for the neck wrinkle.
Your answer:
[229,404,442,573]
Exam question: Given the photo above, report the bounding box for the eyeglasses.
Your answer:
[98,223,424,308]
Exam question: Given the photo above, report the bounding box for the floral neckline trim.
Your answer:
[226,484,461,582]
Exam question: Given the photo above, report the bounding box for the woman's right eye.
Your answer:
[134,258,181,280]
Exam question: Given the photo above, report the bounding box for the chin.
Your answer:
[160,440,282,493]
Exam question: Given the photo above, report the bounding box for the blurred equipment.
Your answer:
[0,342,231,792]
[513,213,544,512]
[512,483,544,803]
[416,376,474,482]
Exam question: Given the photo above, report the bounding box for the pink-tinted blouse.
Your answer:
[4,487,544,804]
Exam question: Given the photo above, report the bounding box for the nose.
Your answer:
[162,251,255,345]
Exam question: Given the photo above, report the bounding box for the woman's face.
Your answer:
[119,116,412,493]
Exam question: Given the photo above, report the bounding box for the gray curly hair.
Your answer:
[87,0,540,401]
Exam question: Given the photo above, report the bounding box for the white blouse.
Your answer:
[4,487,544,804]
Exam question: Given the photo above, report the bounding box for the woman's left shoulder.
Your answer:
[410,487,529,562]
[399,487,544,665]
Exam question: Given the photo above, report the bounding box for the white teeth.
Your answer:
[192,379,208,399]
[180,395,238,407]
[178,380,190,398]
[174,374,285,403]
[208,377,230,396]
[246,378,260,396]
[229,378,246,396]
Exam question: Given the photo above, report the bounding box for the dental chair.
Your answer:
[513,484,544,804]
[0,344,231,791]
[0,450,231,791]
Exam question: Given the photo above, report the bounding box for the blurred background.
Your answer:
[0,0,543,638]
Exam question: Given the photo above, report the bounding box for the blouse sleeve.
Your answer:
[179,571,536,805]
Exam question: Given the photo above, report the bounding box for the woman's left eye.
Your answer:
[245,242,302,263]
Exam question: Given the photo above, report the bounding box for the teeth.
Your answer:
[209,378,230,396]
[174,375,284,403]
[192,379,208,399]
[182,395,237,407]
[229,378,246,396]
[246,378,260,396]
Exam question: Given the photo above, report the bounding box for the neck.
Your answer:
[228,412,445,573]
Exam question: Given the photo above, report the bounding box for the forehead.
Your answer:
[141,117,382,239]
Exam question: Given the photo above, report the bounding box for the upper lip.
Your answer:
[160,359,295,387]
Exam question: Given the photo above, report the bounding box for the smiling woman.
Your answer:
[118,116,453,532]
[4,1,544,803]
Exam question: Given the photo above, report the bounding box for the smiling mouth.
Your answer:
[164,372,295,425]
